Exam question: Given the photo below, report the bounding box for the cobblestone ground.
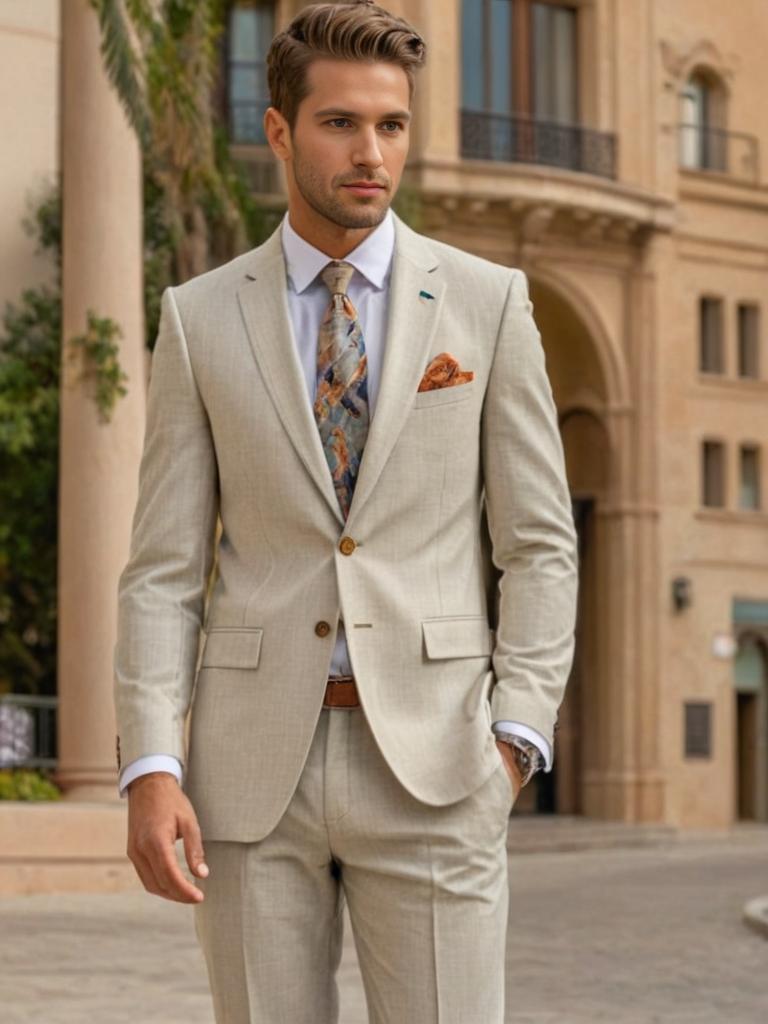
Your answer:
[1,833,767,1024]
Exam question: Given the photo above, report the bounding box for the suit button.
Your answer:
[339,536,356,555]
[315,620,331,637]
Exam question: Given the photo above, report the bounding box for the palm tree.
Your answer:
[89,0,275,289]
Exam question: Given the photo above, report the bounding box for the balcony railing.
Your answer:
[678,123,760,183]
[0,694,57,770]
[461,109,617,180]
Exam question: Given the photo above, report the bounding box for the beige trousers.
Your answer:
[192,704,514,1024]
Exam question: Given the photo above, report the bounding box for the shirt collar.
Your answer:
[281,207,395,294]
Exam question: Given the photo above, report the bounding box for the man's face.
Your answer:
[268,58,412,233]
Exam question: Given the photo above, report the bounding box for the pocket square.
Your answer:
[417,352,475,392]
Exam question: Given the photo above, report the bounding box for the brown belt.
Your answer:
[323,674,360,709]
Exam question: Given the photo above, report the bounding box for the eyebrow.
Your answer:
[313,108,412,123]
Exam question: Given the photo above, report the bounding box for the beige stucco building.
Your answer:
[1,0,766,863]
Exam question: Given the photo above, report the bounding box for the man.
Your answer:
[113,2,579,1021]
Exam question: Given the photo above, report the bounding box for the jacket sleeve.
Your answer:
[113,285,220,771]
[481,268,579,750]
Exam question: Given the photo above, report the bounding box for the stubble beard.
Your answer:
[291,146,392,230]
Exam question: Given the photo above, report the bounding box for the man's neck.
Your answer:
[286,206,383,259]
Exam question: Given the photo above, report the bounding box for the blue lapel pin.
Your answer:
[419,290,434,300]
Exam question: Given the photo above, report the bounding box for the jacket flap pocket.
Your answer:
[200,627,263,669]
[422,616,494,659]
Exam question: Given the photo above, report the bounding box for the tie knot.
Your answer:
[321,260,355,297]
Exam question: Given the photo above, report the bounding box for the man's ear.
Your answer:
[264,107,292,162]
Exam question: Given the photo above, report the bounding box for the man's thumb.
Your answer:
[180,815,209,878]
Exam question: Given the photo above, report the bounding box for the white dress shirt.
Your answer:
[118,209,552,797]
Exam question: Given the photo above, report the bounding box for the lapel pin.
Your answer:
[419,290,434,300]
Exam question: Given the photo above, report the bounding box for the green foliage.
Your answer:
[0,768,62,801]
[68,311,128,422]
[0,211,60,697]
[89,0,272,285]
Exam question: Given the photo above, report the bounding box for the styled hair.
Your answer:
[266,1,427,132]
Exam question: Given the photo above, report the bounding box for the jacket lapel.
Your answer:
[344,215,445,528]
[236,212,445,530]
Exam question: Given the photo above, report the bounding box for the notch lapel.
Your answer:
[344,215,445,528]
[235,213,445,530]
[237,227,346,525]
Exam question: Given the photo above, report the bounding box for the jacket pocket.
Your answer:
[411,378,477,410]
[199,627,263,669]
[422,615,494,659]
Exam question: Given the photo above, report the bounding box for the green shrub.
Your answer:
[0,768,61,801]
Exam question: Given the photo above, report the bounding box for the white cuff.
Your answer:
[118,754,183,798]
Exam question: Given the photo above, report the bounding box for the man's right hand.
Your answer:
[126,771,209,903]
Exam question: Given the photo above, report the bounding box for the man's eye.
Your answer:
[328,118,351,128]
[381,121,403,132]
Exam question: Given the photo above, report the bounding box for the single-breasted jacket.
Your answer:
[113,211,579,841]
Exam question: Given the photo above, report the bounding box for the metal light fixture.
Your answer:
[672,576,692,612]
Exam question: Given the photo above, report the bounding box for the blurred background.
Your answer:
[1,0,767,896]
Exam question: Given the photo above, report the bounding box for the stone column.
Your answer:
[57,0,145,800]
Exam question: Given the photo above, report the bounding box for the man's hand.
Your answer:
[495,739,523,802]
[126,771,208,903]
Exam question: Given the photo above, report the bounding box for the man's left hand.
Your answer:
[495,739,523,801]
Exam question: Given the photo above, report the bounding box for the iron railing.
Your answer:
[0,694,57,770]
[461,109,617,179]
[678,123,760,183]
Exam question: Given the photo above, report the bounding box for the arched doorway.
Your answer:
[510,275,614,815]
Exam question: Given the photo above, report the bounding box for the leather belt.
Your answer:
[323,674,360,709]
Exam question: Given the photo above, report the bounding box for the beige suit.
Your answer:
[113,211,578,1022]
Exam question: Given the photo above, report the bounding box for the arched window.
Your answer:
[679,68,727,172]
[227,1,275,144]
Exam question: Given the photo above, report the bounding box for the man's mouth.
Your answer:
[342,183,386,195]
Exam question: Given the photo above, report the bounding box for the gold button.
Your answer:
[315,620,331,637]
[339,536,356,555]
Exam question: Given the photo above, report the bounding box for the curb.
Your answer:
[743,896,768,938]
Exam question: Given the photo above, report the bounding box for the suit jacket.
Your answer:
[113,210,579,842]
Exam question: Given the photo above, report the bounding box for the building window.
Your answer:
[699,296,724,374]
[228,1,274,145]
[462,0,578,121]
[702,440,725,507]
[679,69,726,172]
[737,303,760,379]
[684,701,712,759]
[739,445,760,510]
[460,1,617,175]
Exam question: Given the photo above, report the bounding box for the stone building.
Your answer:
[1,0,766,843]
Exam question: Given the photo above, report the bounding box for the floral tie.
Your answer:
[313,260,370,519]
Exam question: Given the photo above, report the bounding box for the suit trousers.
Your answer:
[192,703,515,1024]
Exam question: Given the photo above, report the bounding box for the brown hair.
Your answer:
[266,1,427,132]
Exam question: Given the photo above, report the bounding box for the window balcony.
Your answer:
[678,123,760,183]
[460,109,617,180]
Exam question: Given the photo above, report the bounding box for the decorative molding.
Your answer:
[659,38,741,91]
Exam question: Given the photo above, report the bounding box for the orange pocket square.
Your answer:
[417,352,474,392]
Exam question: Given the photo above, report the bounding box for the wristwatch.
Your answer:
[494,732,545,787]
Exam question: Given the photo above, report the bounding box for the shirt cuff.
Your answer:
[491,720,552,772]
[118,754,184,798]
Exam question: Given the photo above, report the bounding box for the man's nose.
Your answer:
[352,127,384,168]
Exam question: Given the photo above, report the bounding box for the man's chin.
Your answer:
[324,199,390,230]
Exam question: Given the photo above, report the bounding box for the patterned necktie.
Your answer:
[313,260,370,520]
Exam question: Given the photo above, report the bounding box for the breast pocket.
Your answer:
[411,378,477,410]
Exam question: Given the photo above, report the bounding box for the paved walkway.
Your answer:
[2,830,767,1023]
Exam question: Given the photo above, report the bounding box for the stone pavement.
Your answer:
[1,828,767,1024]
